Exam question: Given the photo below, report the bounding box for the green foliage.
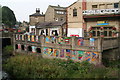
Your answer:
[3,54,119,78]
[2,6,16,28]
[3,45,13,56]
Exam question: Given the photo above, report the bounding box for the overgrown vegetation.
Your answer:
[3,45,13,58]
[3,54,119,79]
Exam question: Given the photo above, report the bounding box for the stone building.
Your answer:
[29,8,45,26]
[67,0,120,38]
[36,21,66,36]
[45,5,66,22]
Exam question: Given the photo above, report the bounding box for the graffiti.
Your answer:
[32,46,36,53]
[71,50,77,60]
[66,49,71,58]
[32,35,35,42]
[90,38,95,46]
[60,49,64,58]
[78,37,84,46]
[78,51,84,60]
[45,36,50,43]
[28,35,30,41]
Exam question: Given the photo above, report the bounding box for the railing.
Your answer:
[14,34,119,52]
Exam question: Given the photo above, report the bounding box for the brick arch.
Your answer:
[36,48,41,53]
[15,44,18,49]
[21,45,24,50]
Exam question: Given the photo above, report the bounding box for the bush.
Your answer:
[3,54,120,78]
[3,45,13,57]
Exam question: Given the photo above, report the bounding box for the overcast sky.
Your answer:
[1,0,77,22]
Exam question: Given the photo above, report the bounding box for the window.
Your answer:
[109,31,112,36]
[114,3,119,8]
[73,9,77,17]
[93,31,96,36]
[92,5,97,8]
[97,31,100,36]
[52,30,58,36]
[104,31,107,36]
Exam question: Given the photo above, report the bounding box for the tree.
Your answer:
[2,6,16,28]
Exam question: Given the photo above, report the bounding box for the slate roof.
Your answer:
[36,21,66,28]
[29,13,45,17]
[50,5,66,11]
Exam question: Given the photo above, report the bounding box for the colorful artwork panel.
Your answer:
[78,37,84,46]
[71,50,77,60]
[84,52,91,61]
[22,35,24,41]
[45,36,50,43]
[16,35,18,40]
[32,35,35,42]
[78,51,84,60]
[90,38,95,46]
[66,49,71,58]
[36,36,38,42]
[32,46,36,53]
[60,49,64,58]
[28,35,30,41]
[18,44,21,49]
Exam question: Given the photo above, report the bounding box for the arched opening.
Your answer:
[21,45,24,50]
[28,46,32,52]
[15,44,18,49]
[36,48,41,53]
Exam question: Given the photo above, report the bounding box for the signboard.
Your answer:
[83,8,120,15]
[97,23,109,25]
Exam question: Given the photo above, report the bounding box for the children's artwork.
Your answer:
[71,50,77,60]
[78,37,84,46]
[36,36,38,42]
[58,37,64,44]
[32,35,34,42]
[85,52,91,61]
[64,37,71,44]
[45,36,50,43]
[51,36,56,43]
[66,49,71,58]
[60,49,64,58]
[90,38,95,46]
[43,47,53,56]
[28,35,30,41]
[78,51,84,60]
[53,49,59,57]
[32,46,36,53]
[91,52,99,62]
[22,35,24,41]
[16,35,18,40]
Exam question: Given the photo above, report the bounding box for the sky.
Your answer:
[0,0,77,22]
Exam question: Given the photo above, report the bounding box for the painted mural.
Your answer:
[78,51,84,60]
[45,36,50,43]
[53,49,59,57]
[66,49,71,58]
[60,49,64,58]
[78,37,84,46]
[16,35,18,40]
[32,46,36,53]
[90,38,95,46]
[71,50,77,60]
[28,35,30,41]
[18,44,21,49]
[32,35,35,42]
[43,47,53,56]
[24,45,28,51]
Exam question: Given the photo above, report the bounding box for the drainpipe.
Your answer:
[66,8,68,37]
[82,0,87,37]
